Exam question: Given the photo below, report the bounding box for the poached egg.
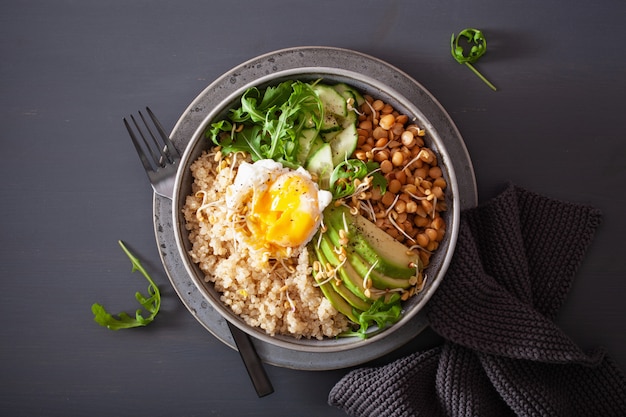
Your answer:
[226,159,332,258]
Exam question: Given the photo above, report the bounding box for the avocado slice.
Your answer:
[324,206,420,279]
[310,244,359,323]
[314,239,372,311]
[321,225,410,293]
[319,233,377,304]
[332,278,371,311]
[320,231,368,298]
[347,250,413,290]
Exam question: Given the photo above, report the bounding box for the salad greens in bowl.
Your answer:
[169,48,467,356]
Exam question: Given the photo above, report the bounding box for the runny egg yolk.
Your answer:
[226,159,332,258]
[250,174,318,249]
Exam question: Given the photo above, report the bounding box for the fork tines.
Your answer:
[124,107,180,172]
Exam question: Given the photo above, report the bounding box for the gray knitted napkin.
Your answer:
[329,184,626,417]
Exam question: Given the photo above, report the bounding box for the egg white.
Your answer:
[226,159,332,258]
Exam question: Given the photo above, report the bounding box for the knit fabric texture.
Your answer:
[328,184,626,417]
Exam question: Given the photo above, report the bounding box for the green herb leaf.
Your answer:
[329,159,386,200]
[341,293,403,339]
[207,80,323,169]
[451,28,497,91]
[365,161,387,195]
[329,159,368,199]
[91,241,161,330]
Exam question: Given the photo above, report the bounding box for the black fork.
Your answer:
[123,107,274,397]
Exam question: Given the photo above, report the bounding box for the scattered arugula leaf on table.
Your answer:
[91,240,161,330]
[451,28,497,91]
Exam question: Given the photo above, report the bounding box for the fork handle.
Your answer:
[227,321,274,397]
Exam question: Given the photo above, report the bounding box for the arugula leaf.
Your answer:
[451,28,497,91]
[329,159,387,199]
[341,293,403,339]
[214,124,265,161]
[259,82,294,109]
[91,241,161,330]
[207,80,323,169]
[231,81,295,123]
[366,161,388,195]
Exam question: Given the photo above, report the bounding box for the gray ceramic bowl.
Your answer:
[171,47,465,355]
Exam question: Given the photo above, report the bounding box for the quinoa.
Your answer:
[182,149,350,339]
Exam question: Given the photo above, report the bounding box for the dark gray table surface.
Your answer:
[2,1,625,416]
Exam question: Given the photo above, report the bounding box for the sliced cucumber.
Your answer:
[305,143,333,188]
[306,135,325,160]
[296,128,319,165]
[314,84,348,118]
[341,109,357,128]
[305,82,363,186]
[329,123,358,165]
[321,129,340,142]
[320,113,340,133]
[333,83,365,107]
